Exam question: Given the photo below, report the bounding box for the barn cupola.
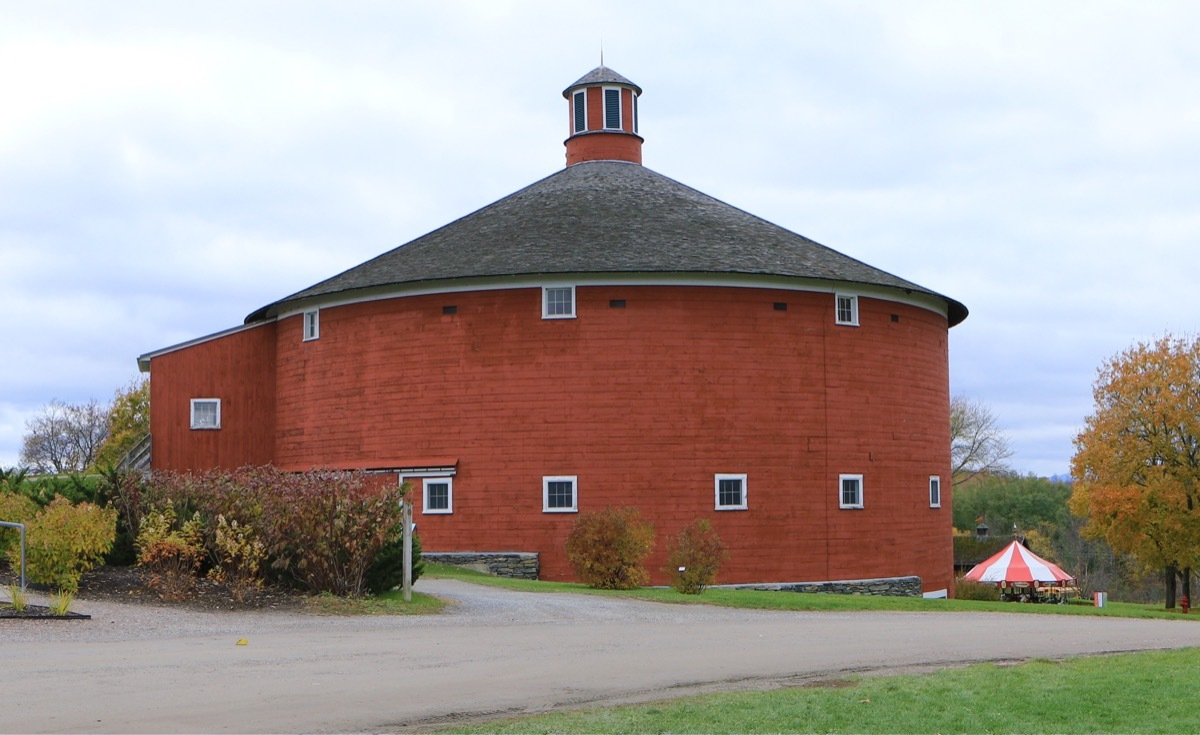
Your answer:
[562,66,643,167]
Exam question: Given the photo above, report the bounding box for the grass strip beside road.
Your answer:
[446,648,1200,734]
[423,563,1190,620]
[304,589,448,615]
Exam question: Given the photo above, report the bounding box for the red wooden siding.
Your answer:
[260,284,952,591]
[149,323,278,472]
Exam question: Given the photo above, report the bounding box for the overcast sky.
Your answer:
[3,1,1198,477]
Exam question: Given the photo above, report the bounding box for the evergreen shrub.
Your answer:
[364,531,424,595]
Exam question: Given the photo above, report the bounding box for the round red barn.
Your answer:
[141,66,968,594]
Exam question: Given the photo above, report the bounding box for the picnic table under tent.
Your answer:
[963,540,1078,602]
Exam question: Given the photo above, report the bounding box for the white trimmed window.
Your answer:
[839,474,864,509]
[190,399,221,430]
[715,474,748,511]
[835,294,859,326]
[303,309,320,341]
[929,476,942,508]
[632,91,639,133]
[572,89,587,133]
[423,477,453,515]
[542,286,576,319]
[543,476,578,513]
[604,87,621,129]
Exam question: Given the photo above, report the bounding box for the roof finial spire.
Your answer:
[600,41,604,69]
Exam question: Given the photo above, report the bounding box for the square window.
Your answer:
[542,286,576,319]
[929,476,941,508]
[543,476,578,513]
[715,474,748,510]
[423,478,453,514]
[190,399,221,430]
[835,294,858,326]
[839,474,864,509]
[303,309,320,341]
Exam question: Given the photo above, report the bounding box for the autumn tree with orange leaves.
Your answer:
[1070,335,1200,608]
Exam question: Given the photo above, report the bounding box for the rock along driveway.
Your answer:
[5,579,1200,733]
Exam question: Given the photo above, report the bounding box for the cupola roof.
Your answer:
[563,65,642,97]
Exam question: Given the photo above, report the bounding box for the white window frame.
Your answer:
[422,477,454,515]
[542,285,576,319]
[542,475,578,513]
[835,293,859,326]
[303,309,320,341]
[603,86,622,130]
[190,398,221,430]
[572,89,587,133]
[929,475,942,508]
[632,91,639,134]
[715,473,748,511]
[839,474,864,509]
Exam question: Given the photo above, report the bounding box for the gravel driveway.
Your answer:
[6,579,1200,733]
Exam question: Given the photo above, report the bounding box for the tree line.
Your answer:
[17,378,148,474]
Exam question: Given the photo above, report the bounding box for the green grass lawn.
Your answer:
[303,588,448,615]
[423,563,1190,621]
[445,648,1200,734]
[426,564,1199,732]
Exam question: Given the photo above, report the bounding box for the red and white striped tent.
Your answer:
[964,540,1075,587]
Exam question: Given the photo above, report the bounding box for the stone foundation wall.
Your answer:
[720,575,922,597]
[423,552,539,580]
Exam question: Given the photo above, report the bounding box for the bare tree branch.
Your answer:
[19,399,110,473]
[951,395,1013,485]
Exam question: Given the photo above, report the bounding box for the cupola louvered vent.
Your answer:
[573,91,586,133]
[604,88,621,129]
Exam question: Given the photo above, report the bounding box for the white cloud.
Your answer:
[2,1,1199,475]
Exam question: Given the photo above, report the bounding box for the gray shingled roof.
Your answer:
[563,66,641,97]
[246,160,967,325]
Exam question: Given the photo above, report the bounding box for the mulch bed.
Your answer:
[0,604,90,620]
[0,562,307,614]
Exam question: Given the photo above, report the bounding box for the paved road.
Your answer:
[6,579,1200,733]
